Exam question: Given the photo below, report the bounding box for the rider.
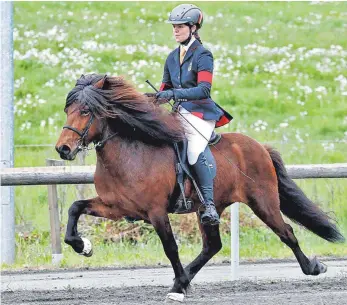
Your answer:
[156,4,232,225]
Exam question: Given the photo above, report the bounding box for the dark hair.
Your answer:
[184,23,203,44]
[193,31,202,44]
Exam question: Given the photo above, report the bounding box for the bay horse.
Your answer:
[55,74,344,302]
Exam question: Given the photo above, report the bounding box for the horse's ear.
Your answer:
[94,75,107,89]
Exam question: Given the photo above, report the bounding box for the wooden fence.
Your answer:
[1,163,347,186]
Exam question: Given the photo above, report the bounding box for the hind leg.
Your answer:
[249,193,327,276]
[184,213,222,282]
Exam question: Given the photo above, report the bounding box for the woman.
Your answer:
[156,4,233,225]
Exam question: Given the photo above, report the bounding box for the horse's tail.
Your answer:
[265,145,345,243]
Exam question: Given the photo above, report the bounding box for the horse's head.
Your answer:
[55,75,107,160]
[56,73,186,160]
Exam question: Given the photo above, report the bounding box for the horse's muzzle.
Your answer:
[56,145,78,161]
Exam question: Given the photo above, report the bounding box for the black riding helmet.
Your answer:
[167,4,204,29]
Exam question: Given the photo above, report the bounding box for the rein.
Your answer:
[63,114,117,151]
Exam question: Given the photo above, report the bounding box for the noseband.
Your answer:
[63,114,95,150]
[63,114,117,151]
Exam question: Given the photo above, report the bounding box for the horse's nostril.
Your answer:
[57,145,71,156]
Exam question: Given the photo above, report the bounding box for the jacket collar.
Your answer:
[173,39,201,67]
[181,35,196,52]
[181,39,201,65]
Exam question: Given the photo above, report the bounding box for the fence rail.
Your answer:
[1,163,347,186]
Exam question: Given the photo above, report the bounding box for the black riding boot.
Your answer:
[191,148,220,226]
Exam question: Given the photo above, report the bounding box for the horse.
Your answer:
[55,73,344,302]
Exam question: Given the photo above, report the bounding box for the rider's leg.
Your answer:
[179,107,219,225]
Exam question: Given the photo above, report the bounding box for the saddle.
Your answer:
[169,132,222,214]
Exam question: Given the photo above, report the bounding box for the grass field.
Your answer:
[5,1,347,269]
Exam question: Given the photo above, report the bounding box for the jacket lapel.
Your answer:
[181,39,201,65]
[173,47,180,68]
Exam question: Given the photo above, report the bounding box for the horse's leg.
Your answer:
[64,196,122,256]
[149,211,189,297]
[184,213,222,282]
[249,192,327,276]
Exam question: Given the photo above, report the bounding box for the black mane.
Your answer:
[65,74,185,146]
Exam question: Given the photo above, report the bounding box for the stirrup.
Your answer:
[198,204,220,226]
[174,196,193,214]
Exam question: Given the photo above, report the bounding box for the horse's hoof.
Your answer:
[312,258,327,275]
[79,237,93,257]
[165,293,185,303]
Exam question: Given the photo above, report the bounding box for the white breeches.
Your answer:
[178,106,216,165]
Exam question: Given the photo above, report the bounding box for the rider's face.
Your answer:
[172,24,195,43]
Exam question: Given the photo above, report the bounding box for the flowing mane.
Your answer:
[65,73,185,145]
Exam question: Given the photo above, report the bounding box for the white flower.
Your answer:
[322,142,335,152]
[251,120,268,132]
[48,117,54,125]
[244,16,253,24]
[279,123,289,128]
[315,86,327,95]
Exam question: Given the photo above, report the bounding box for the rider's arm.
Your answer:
[173,49,213,101]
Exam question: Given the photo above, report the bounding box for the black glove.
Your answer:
[155,90,174,101]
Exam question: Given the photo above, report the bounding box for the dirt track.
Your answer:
[2,260,347,305]
[2,277,347,305]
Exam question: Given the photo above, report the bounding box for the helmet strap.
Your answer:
[180,24,193,46]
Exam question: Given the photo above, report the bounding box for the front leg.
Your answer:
[64,196,123,256]
[149,211,189,301]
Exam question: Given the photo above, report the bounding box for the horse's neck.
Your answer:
[95,138,174,178]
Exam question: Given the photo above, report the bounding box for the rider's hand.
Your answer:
[155,90,174,101]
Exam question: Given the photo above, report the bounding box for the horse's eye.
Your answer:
[80,109,90,116]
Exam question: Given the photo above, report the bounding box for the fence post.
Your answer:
[76,151,87,200]
[0,1,15,265]
[46,159,64,265]
[230,202,240,280]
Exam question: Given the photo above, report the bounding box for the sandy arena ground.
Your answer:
[2,260,347,304]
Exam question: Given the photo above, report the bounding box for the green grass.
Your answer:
[5,1,347,269]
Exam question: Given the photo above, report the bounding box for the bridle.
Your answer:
[63,113,117,151]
